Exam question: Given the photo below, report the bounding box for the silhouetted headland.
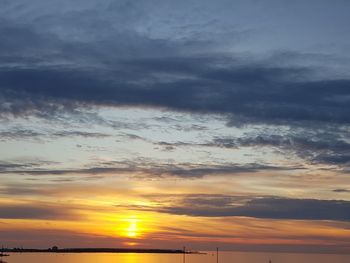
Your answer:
[2,247,201,254]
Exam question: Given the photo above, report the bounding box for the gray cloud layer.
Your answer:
[1,0,350,172]
[210,131,350,167]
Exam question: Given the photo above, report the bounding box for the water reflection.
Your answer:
[3,252,350,263]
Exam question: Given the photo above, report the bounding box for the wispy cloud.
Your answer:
[0,128,111,141]
[0,161,299,179]
[333,189,350,193]
[0,203,79,220]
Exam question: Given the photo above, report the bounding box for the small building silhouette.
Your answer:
[51,246,58,252]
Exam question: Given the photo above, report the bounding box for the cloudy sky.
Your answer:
[1,0,350,253]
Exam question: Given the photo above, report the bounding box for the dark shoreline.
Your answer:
[2,248,201,254]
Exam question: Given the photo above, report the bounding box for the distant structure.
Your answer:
[51,246,58,252]
[0,245,10,258]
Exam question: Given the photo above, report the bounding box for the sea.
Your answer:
[2,251,350,263]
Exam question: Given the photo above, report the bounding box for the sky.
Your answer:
[1,0,350,254]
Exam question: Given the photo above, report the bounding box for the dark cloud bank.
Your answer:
[1,56,350,126]
[122,195,350,221]
[0,1,349,128]
[1,194,349,222]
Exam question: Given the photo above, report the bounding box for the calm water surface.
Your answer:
[3,251,350,263]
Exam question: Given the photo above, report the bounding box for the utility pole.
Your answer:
[216,247,219,263]
[183,246,186,263]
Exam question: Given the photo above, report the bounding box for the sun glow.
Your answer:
[126,218,138,237]
[121,217,141,238]
[109,212,155,239]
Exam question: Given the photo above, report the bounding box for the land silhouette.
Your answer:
[1,247,199,254]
